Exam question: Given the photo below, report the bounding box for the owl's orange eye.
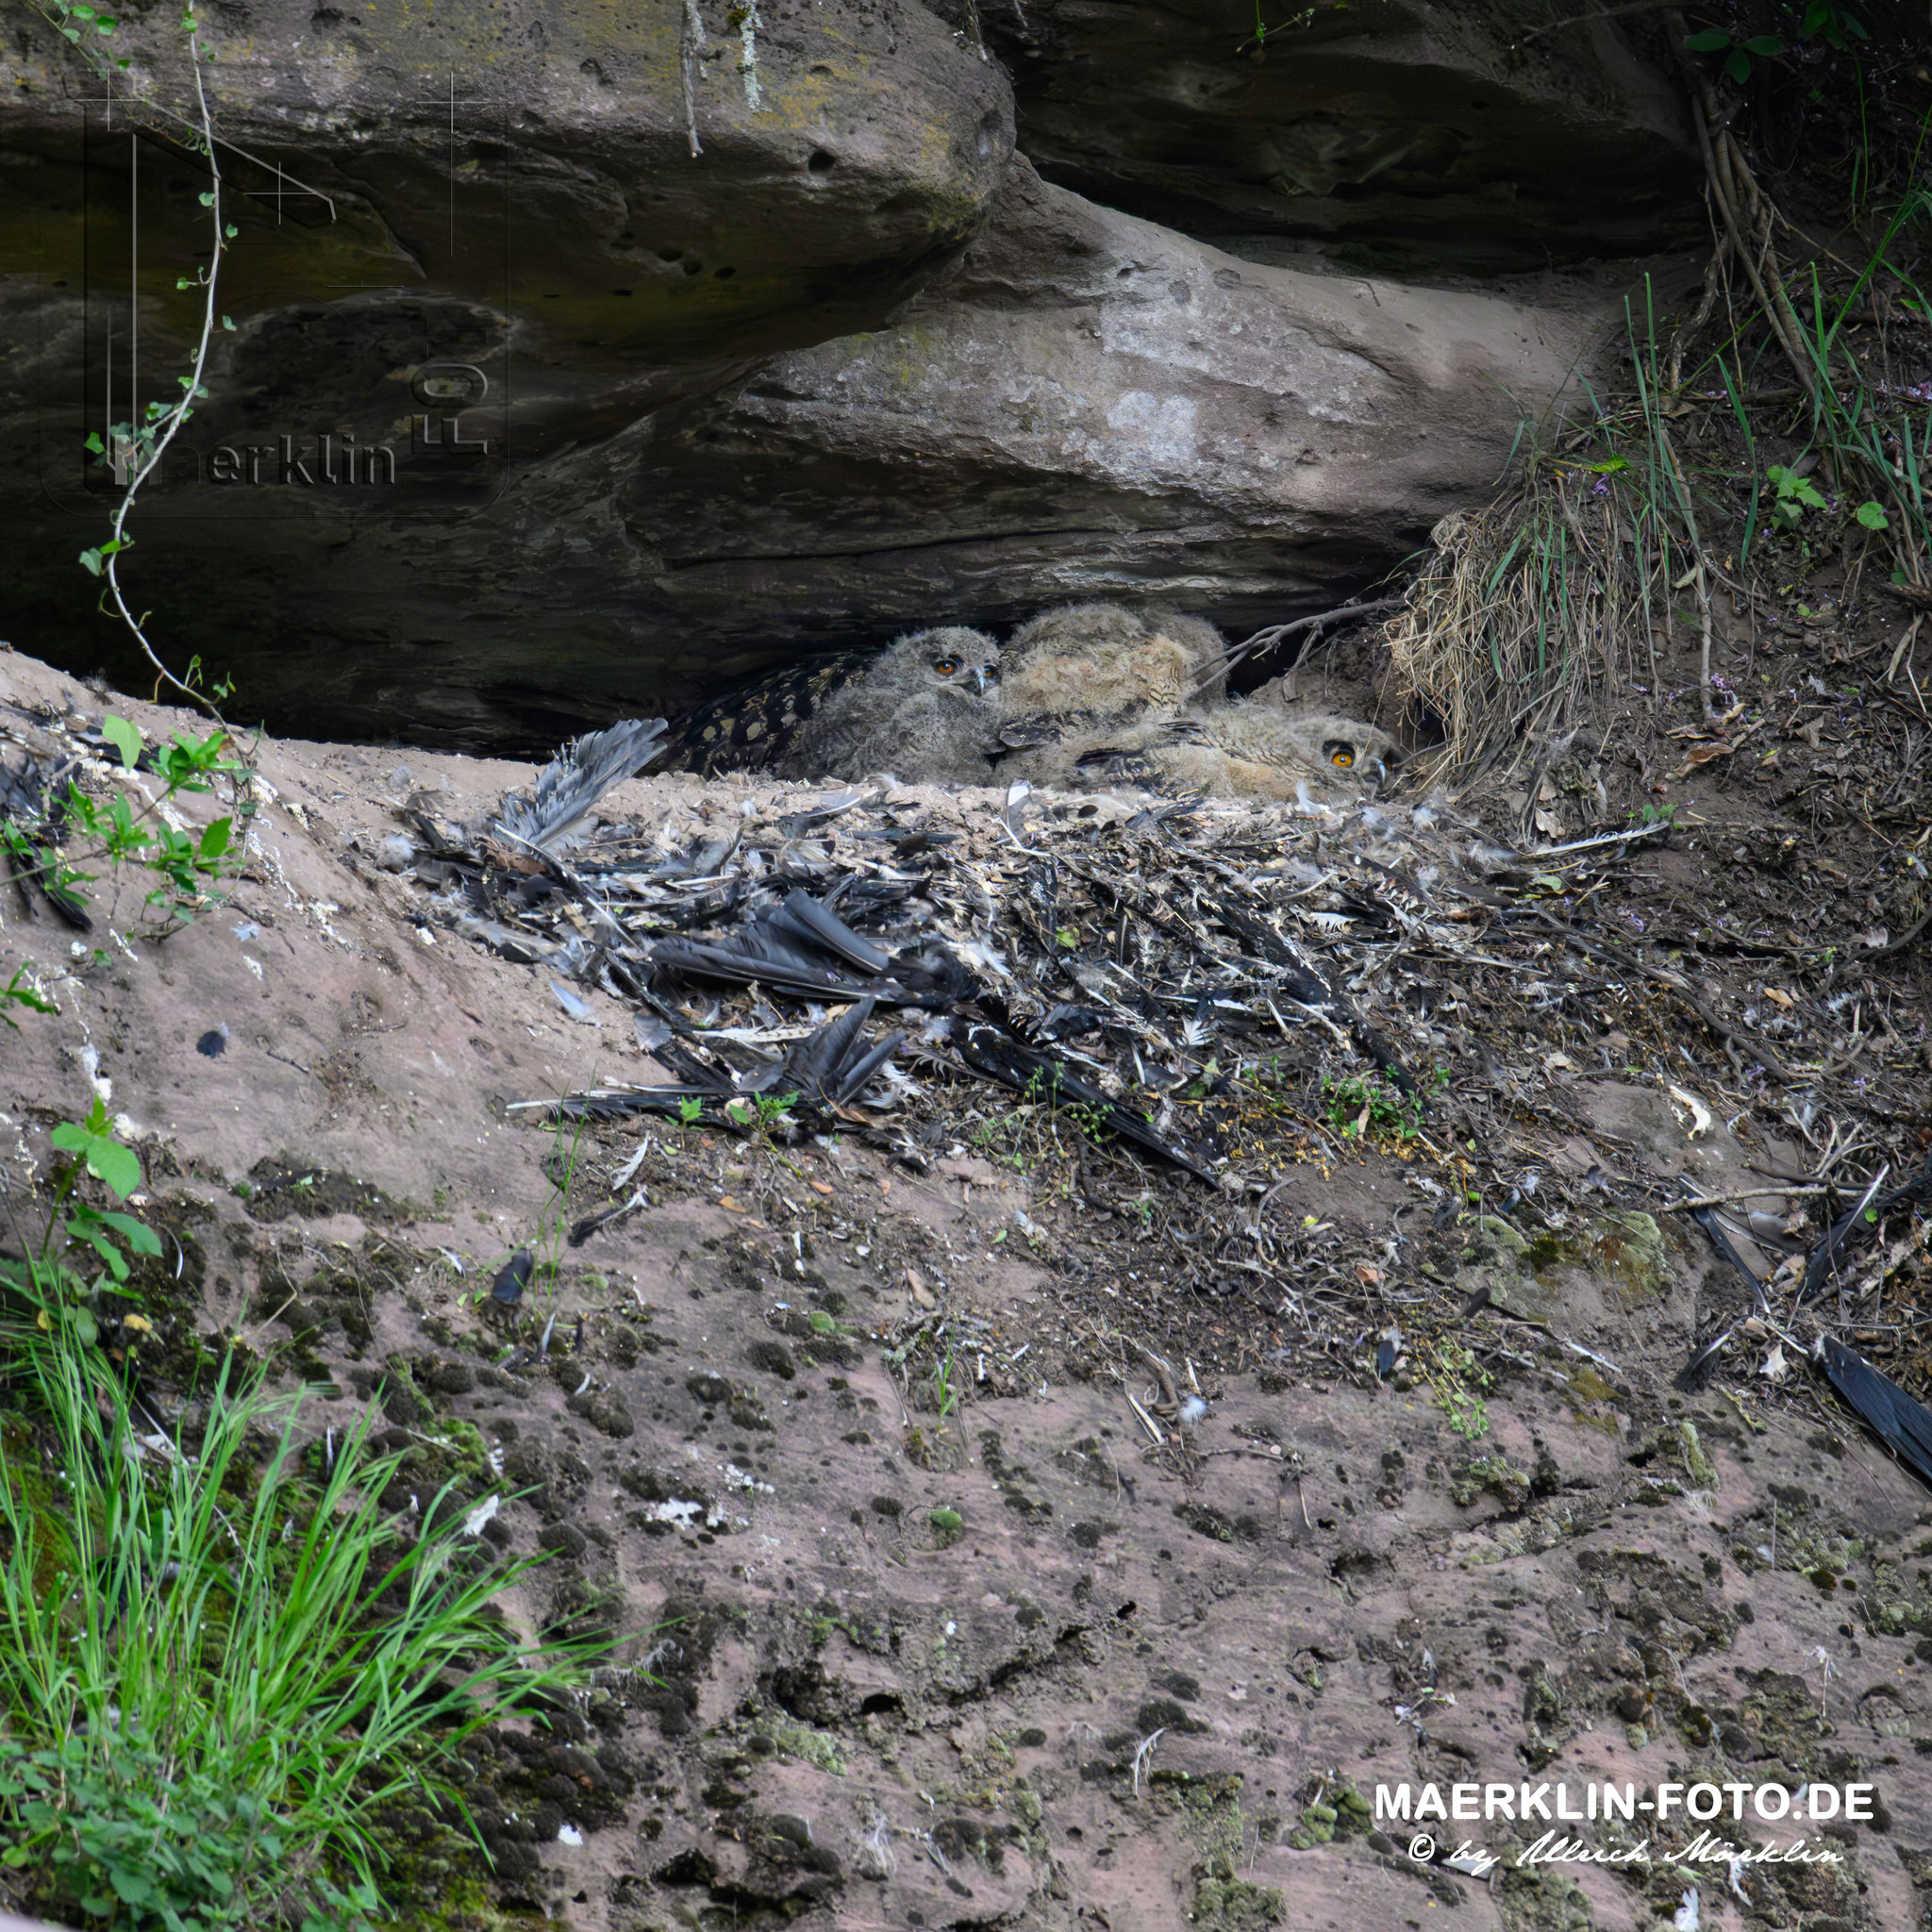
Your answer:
[934,658,960,675]
[1325,741,1355,767]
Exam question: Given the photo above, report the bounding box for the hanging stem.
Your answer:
[681,0,707,158]
[96,41,230,722]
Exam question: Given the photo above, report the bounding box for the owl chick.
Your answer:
[774,626,1003,784]
[996,602,1227,750]
[655,651,874,778]
[1008,704,1402,803]
[654,627,999,781]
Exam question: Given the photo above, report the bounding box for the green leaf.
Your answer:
[96,1210,162,1256]
[53,1113,142,1200]
[1854,500,1890,530]
[84,430,103,454]
[1724,47,1751,80]
[1585,455,1629,475]
[2,967,58,1024]
[222,313,236,330]
[198,191,215,208]
[102,713,142,769]
[109,1867,156,1906]
[1684,26,1730,50]
[79,547,103,575]
[1742,34,1783,54]
[90,1138,141,1199]
[82,1227,130,1281]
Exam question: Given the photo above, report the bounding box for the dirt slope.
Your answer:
[2,641,1929,1932]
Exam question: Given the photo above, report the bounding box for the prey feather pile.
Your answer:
[375,720,1932,1488]
[400,723,1557,1179]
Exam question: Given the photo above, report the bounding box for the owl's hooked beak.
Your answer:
[974,664,998,694]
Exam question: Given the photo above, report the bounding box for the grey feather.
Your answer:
[491,718,669,854]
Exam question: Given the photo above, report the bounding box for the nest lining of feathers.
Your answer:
[368,718,1932,1444]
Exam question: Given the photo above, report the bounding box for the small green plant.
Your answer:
[1766,462,1827,529]
[676,1094,704,1126]
[0,1093,160,1346]
[43,1096,162,1317]
[1323,1070,1433,1143]
[1,966,58,1028]
[928,1506,963,1549]
[0,1324,590,1932]
[724,1090,796,1139]
[929,1343,960,1423]
[0,1734,378,1932]
[1683,25,1785,85]
[1422,1338,1491,1439]
[521,1108,591,1322]
[0,715,251,937]
[1791,0,1868,51]
[34,0,250,724]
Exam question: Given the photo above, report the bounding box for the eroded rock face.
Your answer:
[0,0,1013,739]
[966,0,1699,275]
[619,158,1624,677]
[3,0,1014,388]
[0,2,1694,746]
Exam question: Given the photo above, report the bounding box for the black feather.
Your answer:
[774,996,906,1109]
[649,895,973,1010]
[491,1248,534,1309]
[552,1001,903,1125]
[1819,1339,1932,1491]
[1687,1203,1766,1302]
[954,1015,1215,1182]
[1796,1151,1932,1305]
[1674,1324,1739,1395]
[771,890,890,974]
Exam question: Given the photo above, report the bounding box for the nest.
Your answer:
[370,721,1932,1471]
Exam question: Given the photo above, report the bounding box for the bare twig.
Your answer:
[681,0,707,158]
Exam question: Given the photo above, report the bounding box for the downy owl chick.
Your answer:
[996,602,1227,750]
[775,626,1003,784]
[1008,705,1402,803]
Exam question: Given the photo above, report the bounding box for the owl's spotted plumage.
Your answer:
[654,628,1001,785]
[654,652,873,779]
[997,602,1227,749]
